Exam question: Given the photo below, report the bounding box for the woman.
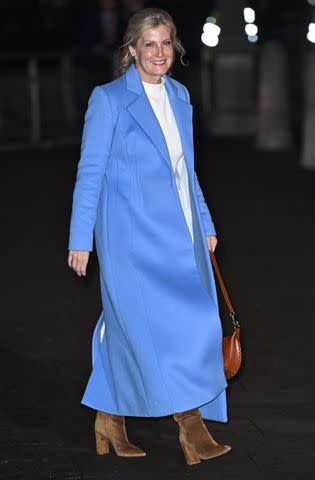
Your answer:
[68,8,231,465]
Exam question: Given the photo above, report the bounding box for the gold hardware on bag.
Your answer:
[209,251,242,380]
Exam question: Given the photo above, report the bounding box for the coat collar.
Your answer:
[124,64,194,175]
[125,63,179,98]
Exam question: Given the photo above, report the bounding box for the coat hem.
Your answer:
[80,382,227,423]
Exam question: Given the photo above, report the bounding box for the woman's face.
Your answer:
[129,25,174,83]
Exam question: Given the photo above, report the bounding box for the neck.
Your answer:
[143,78,163,84]
[135,66,162,84]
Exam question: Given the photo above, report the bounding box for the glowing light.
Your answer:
[248,35,258,43]
[203,22,221,36]
[206,16,217,24]
[307,23,315,43]
[243,7,255,23]
[245,23,258,36]
[307,31,315,44]
[201,31,219,47]
[307,0,315,6]
[201,17,221,47]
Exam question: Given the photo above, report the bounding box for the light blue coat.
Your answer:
[68,64,228,421]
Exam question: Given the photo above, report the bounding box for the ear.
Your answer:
[128,45,136,58]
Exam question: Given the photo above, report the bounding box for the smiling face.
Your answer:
[128,25,174,83]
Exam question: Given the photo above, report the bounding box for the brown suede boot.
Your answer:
[95,410,146,457]
[173,408,231,465]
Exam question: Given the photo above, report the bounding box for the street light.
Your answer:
[201,17,221,47]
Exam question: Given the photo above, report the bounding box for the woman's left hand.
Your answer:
[206,235,218,252]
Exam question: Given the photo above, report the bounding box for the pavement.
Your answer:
[1,135,315,479]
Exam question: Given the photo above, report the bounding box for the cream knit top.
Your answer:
[142,77,194,243]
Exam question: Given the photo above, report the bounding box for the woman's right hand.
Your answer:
[68,250,90,277]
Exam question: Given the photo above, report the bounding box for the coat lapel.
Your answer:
[163,75,194,176]
[125,65,171,169]
[125,64,194,176]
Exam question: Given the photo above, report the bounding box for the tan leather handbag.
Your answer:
[210,251,242,380]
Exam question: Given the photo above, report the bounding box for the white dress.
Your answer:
[142,78,194,243]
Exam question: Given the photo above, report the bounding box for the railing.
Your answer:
[0,49,117,148]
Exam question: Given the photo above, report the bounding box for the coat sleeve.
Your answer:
[182,84,217,237]
[68,86,114,251]
[194,172,216,236]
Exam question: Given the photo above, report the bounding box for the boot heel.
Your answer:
[180,442,201,465]
[95,431,110,455]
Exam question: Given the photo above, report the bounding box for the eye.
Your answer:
[163,40,172,46]
[145,42,154,47]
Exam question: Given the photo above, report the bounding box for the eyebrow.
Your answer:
[143,38,171,43]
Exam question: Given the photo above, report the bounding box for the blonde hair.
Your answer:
[118,8,187,76]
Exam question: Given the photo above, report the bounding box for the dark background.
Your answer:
[0,1,310,48]
[1,1,315,479]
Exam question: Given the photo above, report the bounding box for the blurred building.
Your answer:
[0,0,313,156]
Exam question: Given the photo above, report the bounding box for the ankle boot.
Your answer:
[173,408,231,465]
[94,410,146,457]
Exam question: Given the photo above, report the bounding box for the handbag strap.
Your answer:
[209,251,240,329]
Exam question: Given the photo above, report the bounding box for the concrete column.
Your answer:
[211,0,256,135]
[28,57,41,145]
[301,50,315,169]
[60,54,76,130]
[256,41,292,150]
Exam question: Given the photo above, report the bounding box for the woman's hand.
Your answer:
[206,235,218,252]
[68,250,90,277]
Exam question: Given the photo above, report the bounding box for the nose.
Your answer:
[155,44,164,57]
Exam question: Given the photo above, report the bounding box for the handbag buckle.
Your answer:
[230,312,240,329]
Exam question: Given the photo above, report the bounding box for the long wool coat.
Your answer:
[68,64,228,422]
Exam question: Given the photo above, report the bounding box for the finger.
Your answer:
[75,264,82,276]
[82,260,88,273]
[78,259,88,277]
[81,257,89,274]
[72,257,81,276]
[68,254,74,268]
[77,262,86,276]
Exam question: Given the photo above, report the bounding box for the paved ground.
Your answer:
[1,134,315,479]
